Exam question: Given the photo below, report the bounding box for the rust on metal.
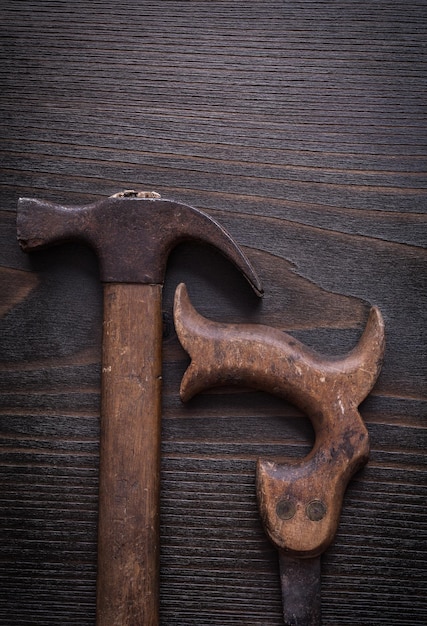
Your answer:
[17,195,263,293]
[109,189,161,198]
[279,553,321,626]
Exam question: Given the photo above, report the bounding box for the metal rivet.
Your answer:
[276,499,296,520]
[306,500,327,521]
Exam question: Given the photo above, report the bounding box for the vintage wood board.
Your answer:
[0,1,426,624]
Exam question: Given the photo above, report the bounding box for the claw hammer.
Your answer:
[17,191,262,626]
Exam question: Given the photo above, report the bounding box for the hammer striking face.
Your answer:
[17,193,262,626]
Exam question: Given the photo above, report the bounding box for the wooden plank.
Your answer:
[1,1,426,624]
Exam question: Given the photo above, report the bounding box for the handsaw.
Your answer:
[173,282,385,625]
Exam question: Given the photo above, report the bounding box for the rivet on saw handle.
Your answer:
[173,283,385,624]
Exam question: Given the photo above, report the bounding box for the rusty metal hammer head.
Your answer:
[17,193,263,293]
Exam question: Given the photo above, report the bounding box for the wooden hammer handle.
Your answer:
[97,284,162,626]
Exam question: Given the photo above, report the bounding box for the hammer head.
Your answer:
[17,195,263,294]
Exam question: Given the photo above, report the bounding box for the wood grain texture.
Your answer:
[173,282,384,559]
[98,284,162,626]
[0,1,426,625]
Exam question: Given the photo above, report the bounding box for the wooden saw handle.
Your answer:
[173,283,385,558]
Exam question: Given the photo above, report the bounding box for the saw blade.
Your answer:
[279,551,321,626]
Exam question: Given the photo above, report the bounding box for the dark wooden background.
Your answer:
[1,2,426,624]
